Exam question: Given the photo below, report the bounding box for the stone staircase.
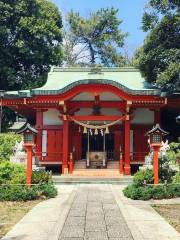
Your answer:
[52,160,133,184]
[72,160,120,177]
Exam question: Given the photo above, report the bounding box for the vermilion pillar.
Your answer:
[62,119,69,174]
[25,145,33,187]
[153,145,160,184]
[35,110,43,159]
[124,119,131,175]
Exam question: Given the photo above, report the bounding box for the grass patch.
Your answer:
[152,204,180,233]
[0,200,41,238]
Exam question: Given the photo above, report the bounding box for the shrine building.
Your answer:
[3,67,180,176]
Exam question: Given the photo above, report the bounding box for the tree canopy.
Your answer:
[135,0,180,92]
[0,0,63,91]
[63,8,127,67]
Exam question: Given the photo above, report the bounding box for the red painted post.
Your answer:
[62,119,69,174]
[25,145,33,187]
[153,146,160,184]
[35,109,43,159]
[124,119,131,175]
[119,154,123,174]
[69,152,73,174]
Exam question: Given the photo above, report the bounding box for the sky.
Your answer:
[52,0,149,57]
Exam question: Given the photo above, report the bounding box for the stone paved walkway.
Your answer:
[59,185,133,240]
[2,184,180,240]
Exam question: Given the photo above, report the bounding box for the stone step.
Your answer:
[72,169,120,177]
[52,175,133,185]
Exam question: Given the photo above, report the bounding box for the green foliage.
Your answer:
[166,142,180,164]
[39,184,57,198]
[64,8,127,66]
[0,0,63,91]
[173,172,180,183]
[0,184,57,201]
[0,161,26,184]
[123,184,180,200]
[133,169,154,186]
[159,155,177,183]
[0,133,22,162]
[32,170,53,184]
[0,161,57,201]
[135,0,180,91]
[123,184,153,200]
[0,161,53,184]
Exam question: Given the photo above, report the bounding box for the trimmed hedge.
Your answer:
[123,168,180,200]
[0,161,57,201]
[123,184,180,200]
[0,161,53,185]
[0,184,57,201]
[133,169,154,186]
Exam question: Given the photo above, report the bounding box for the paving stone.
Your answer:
[104,209,122,217]
[105,216,124,226]
[59,238,83,240]
[65,216,85,226]
[84,231,108,240]
[60,226,84,238]
[109,238,133,240]
[103,204,120,210]
[86,212,104,219]
[107,226,133,239]
[69,210,86,217]
[85,221,106,231]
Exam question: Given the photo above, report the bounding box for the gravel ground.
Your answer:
[152,204,180,233]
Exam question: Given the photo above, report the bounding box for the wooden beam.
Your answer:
[72,115,122,121]
[68,101,126,109]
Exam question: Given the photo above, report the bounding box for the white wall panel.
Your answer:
[43,109,62,125]
[132,108,154,124]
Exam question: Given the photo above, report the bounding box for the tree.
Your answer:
[0,0,63,91]
[135,0,180,91]
[63,8,127,67]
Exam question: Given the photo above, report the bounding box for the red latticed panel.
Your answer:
[133,127,149,163]
[44,130,63,162]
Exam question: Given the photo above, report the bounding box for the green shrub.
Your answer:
[159,155,177,183]
[152,185,167,199]
[123,183,180,200]
[123,184,153,200]
[0,184,57,201]
[0,162,53,185]
[32,170,52,184]
[173,172,180,183]
[39,184,58,198]
[133,169,154,186]
[0,133,22,162]
[0,161,26,184]
[0,185,38,201]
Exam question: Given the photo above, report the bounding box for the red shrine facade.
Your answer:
[3,67,180,175]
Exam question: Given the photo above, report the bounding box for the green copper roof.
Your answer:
[5,67,161,98]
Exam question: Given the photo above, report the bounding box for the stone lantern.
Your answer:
[146,124,168,184]
[17,123,37,187]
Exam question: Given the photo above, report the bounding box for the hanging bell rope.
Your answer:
[69,115,126,130]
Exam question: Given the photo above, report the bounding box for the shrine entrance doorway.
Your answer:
[81,132,114,167]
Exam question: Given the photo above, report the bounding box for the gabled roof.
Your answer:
[17,123,38,134]
[4,67,161,98]
[146,124,169,136]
